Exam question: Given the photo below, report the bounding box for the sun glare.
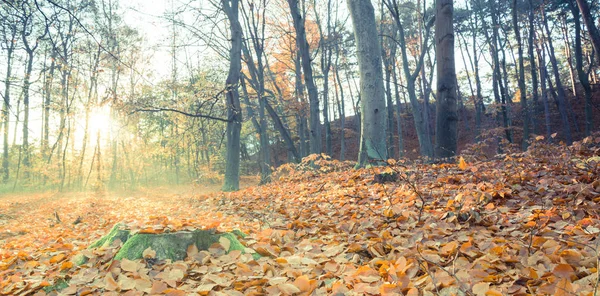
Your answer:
[88,107,112,139]
[75,106,113,149]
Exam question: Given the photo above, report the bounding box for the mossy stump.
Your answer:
[75,223,247,265]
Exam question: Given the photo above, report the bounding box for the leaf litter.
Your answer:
[0,135,599,295]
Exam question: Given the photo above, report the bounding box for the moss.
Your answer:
[89,223,130,249]
[75,223,250,263]
[114,230,247,261]
[74,223,131,265]
[42,278,69,293]
[231,229,247,238]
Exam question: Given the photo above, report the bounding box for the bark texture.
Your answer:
[222,0,243,192]
[348,0,388,165]
[434,0,458,158]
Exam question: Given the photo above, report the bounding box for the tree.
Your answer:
[568,0,594,135]
[513,0,529,149]
[0,4,18,183]
[383,0,435,158]
[434,0,458,158]
[287,0,321,155]
[574,0,600,65]
[348,0,387,165]
[221,0,243,192]
[19,1,48,178]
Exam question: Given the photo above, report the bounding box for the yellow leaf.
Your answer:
[143,247,156,259]
[49,253,66,263]
[120,258,138,272]
[219,236,231,251]
[458,156,468,170]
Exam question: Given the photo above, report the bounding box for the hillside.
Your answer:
[273,84,600,163]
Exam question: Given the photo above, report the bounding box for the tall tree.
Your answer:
[541,5,572,144]
[434,0,458,158]
[313,0,334,156]
[240,0,271,183]
[513,0,529,149]
[0,5,18,183]
[574,0,600,65]
[568,0,594,136]
[221,0,243,191]
[348,0,388,165]
[384,0,435,158]
[287,0,321,155]
[527,0,540,135]
[19,1,48,177]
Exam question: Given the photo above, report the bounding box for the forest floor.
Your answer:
[1,137,600,295]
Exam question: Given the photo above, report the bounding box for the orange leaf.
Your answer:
[293,275,313,292]
[441,241,458,257]
[150,281,168,294]
[49,253,66,263]
[472,282,490,296]
[380,283,401,295]
[458,157,468,170]
[60,261,73,270]
[554,278,574,296]
[485,290,503,296]
[553,264,575,279]
[164,289,186,296]
[104,273,119,291]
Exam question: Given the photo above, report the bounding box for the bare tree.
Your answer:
[221,0,243,191]
[287,0,321,155]
[348,0,387,165]
[434,0,458,158]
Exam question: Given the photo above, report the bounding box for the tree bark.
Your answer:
[434,0,458,158]
[1,20,16,183]
[575,0,600,65]
[527,0,540,135]
[348,0,388,165]
[513,0,529,149]
[569,0,594,136]
[222,0,243,192]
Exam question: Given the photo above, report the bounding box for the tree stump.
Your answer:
[75,223,248,264]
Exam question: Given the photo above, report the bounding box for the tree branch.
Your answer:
[131,108,231,122]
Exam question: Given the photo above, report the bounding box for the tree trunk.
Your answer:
[537,36,552,140]
[392,60,404,157]
[541,6,572,144]
[384,0,434,158]
[222,0,243,192]
[1,24,16,183]
[434,0,458,158]
[575,0,600,65]
[287,0,321,155]
[528,0,540,135]
[348,0,388,165]
[513,0,529,149]
[293,52,308,158]
[569,0,594,136]
[561,17,578,97]
[333,54,346,161]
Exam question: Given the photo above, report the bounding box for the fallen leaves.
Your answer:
[1,137,600,295]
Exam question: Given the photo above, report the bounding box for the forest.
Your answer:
[0,0,599,295]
